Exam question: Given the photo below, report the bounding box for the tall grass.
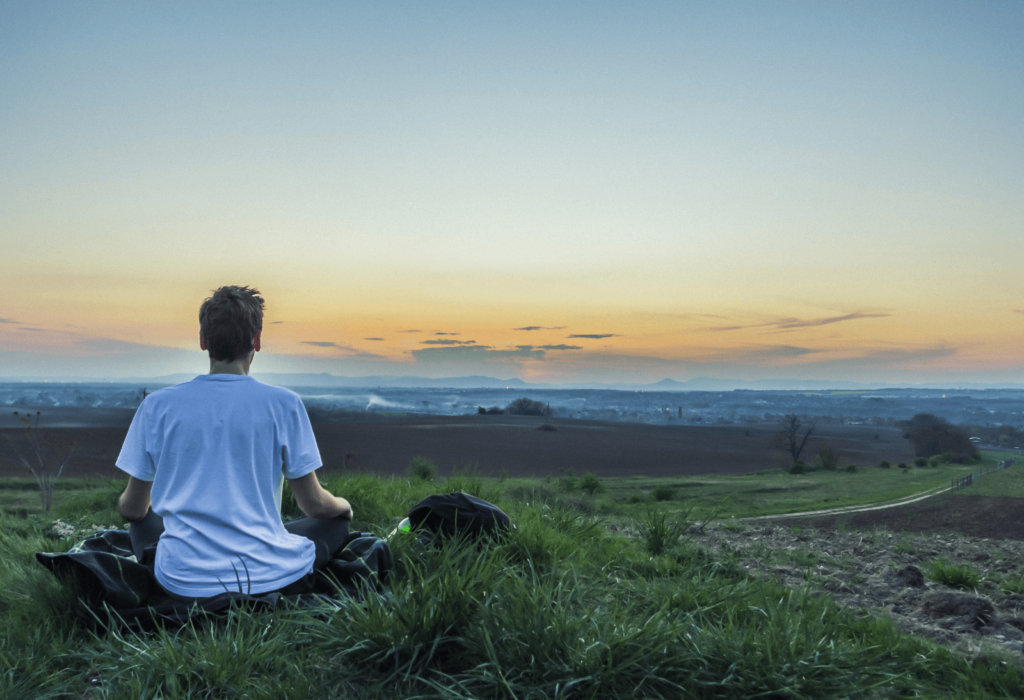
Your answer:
[2,475,1023,698]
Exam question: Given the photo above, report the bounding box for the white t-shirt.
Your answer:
[115,374,322,598]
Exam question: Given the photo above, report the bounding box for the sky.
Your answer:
[2,2,1023,385]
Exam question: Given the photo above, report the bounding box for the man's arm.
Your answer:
[288,472,353,520]
[118,476,153,521]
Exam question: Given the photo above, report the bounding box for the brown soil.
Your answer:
[0,413,913,480]
[681,519,1024,662]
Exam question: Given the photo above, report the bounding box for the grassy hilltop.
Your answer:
[1,454,1023,698]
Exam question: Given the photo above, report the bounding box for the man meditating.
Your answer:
[115,285,353,599]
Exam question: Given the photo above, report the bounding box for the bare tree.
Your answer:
[4,411,75,511]
[775,414,817,464]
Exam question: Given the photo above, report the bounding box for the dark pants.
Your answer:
[128,510,351,596]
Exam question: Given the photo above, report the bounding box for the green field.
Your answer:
[1,452,1021,698]
[1,451,1013,523]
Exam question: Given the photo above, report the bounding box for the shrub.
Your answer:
[878,460,891,469]
[506,398,552,417]
[407,455,438,481]
[557,469,576,493]
[928,456,941,467]
[897,463,908,470]
[651,485,676,502]
[788,461,806,475]
[929,559,981,590]
[580,473,605,496]
[913,457,928,468]
[633,505,691,556]
[813,444,842,471]
[845,464,857,473]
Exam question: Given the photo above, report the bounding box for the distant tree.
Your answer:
[898,414,978,463]
[775,414,817,464]
[506,398,552,417]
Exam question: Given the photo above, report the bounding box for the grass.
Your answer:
[588,450,1019,521]
[929,558,983,590]
[950,450,1024,498]
[1,453,1024,697]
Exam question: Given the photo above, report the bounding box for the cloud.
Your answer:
[434,332,461,336]
[773,312,890,330]
[398,329,421,333]
[1015,310,1024,315]
[0,318,19,324]
[710,312,889,332]
[513,326,566,331]
[270,321,285,324]
[299,341,388,360]
[567,333,618,339]
[363,337,385,341]
[20,328,44,332]
[412,344,544,364]
[539,344,583,350]
[420,339,477,345]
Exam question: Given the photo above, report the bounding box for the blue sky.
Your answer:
[2,2,1022,383]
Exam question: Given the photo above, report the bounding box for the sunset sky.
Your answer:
[2,2,1022,385]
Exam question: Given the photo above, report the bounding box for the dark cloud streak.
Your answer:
[709,312,889,332]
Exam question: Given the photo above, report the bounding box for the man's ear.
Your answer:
[199,332,207,351]
[252,331,261,352]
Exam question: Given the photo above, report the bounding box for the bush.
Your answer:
[845,464,857,473]
[898,463,908,470]
[813,444,842,471]
[506,398,553,417]
[929,559,981,591]
[651,485,676,502]
[580,474,605,496]
[928,456,941,467]
[788,461,806,475]
[407,456,438,481]
[878,460,891,469]
[913,457,928,468]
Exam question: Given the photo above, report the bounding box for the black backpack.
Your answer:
[407,492,511,540]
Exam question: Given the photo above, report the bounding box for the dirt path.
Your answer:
[744,484,953,521]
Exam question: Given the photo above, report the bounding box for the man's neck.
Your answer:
[208,352,253,376]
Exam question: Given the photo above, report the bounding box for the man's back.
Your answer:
[116,374,322,598]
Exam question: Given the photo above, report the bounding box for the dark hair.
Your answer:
[199,286,265,362]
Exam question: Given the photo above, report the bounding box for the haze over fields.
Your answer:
[2,3,1022,386]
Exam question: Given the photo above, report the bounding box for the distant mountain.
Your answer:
[1,372,1021,392]
[249,373,533,389]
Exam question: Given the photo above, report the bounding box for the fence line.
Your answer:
[951,459,1012,491]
